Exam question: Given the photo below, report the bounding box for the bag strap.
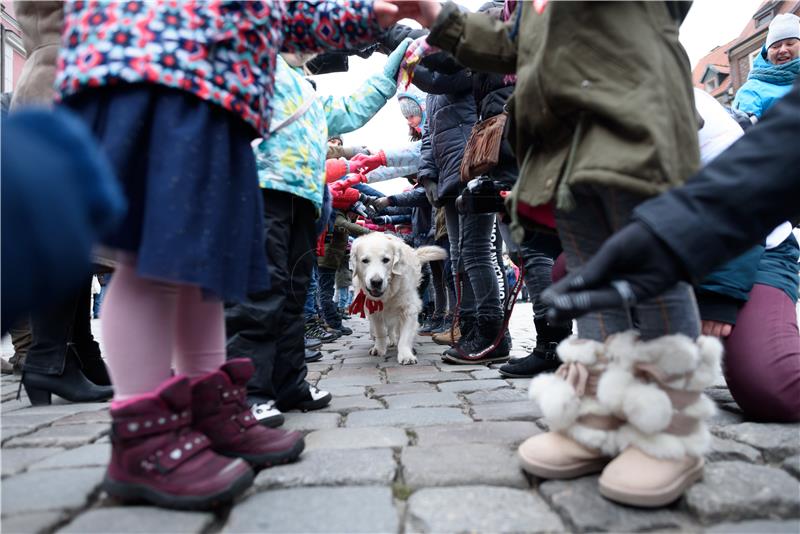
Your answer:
[269,94,317,135]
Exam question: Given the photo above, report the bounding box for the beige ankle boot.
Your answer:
[519,338,622,479]
[596,333,722,507]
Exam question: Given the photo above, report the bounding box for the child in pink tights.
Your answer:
[55,0,406,510]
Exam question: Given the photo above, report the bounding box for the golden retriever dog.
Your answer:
[350,233,447,365]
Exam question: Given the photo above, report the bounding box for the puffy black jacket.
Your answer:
[390,186,434,246]
[472,70,516,183]
[416,64,477,200]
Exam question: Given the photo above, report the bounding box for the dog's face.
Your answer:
[350,234,404,300]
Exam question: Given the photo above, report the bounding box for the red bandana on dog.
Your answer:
[349,290,384,318]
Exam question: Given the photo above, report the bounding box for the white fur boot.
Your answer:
[597,333,723,507]
[519,338,623,479]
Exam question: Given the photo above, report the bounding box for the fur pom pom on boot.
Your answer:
[598,333,723,507]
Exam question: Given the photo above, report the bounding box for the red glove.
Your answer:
[332,187,360,210]
[348,151,386,174]
[329,173,366,193]
[325,158,349,183]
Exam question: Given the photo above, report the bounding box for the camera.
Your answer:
[455,177,512,214]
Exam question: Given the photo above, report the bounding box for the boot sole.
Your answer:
[441,354,510,365]
[102,467,254,511]
[518,450,609,480]
[234,437,306,470]
[304,352,323,363]
[598,457,704,508]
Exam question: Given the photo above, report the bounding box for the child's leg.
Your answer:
[100,263,178,400]
[173,286,226,378]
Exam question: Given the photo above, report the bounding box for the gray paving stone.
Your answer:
[325,367,382,379]
[707,436,763,463]
[51,409,110,426]
[1,467,105,515]
[370,382,437,397]
[406,486,563,533]
[385,367,471,384]
[714,423,800,462]
[464,388,529,405]
[383,392,461,409]
[5,423,108,448]
[1,412,74,429]
[685,461,800,523]
[282,412,341,432]
[437,364,488,372]
[706,519,800,533]
[318,395,383,414]
[28,443,110,471]
[437,379,509,393]
[471,368,502,380]
[12,401,110,415]
[1,426,33,444]
[1,447,64,477]
[224,487,398,533]
[1,511,64,533]
[305,427,408,451]
[539,476,693,532]
[471,400,542,422]
[59,507,214,533]
[316,374,382,388]
[402,444,528,489]
[783,455,800,479]
[413,421,540,449]
[507,377,533,389]
[346,407,470,428]
[709,408,745,427]
[705,387,735,404]
[255,448,396,489]
[315,385,364,397]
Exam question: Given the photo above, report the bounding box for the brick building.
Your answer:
[1,0,26,95]
[693,0,800,106]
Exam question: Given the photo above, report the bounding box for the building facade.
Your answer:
[1,0,26,95]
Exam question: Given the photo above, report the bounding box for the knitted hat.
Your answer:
[765,13,800,49]
[398,96,422,119]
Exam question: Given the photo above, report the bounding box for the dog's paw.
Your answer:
[398,352,418,365]
[369,345,387,357]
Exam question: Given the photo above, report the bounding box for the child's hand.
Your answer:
[349,151,386,174]
[382,1,442,28]
[701,320,733,338]
[397,36,440,89]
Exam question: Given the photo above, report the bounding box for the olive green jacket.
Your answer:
[319,211,370,270]
[428,1,699,231]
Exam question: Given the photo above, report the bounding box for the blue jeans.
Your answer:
[337,288,351,309]
[304,263,319,320]
[318,266,339,328]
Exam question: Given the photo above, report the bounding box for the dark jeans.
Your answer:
[304,263,319,320]
[93,274,111,318]
[25,279,101,375]
[455,208,504,323]
[517,231,562,318]
[318,266,340,328]
[430,260,448,316]
[225,190,315,409]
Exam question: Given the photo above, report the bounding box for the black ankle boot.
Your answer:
[498,318,572,378]
[70,342,111,386]
[21,352,113,405]
[443,318,510,364]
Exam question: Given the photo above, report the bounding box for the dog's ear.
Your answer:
[348,242,358,273]
[391,242,405,276]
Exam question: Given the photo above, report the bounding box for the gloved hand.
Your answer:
[370,196,391,211]
[349,151,387,174]
[540,221,688,324]
[351,201,369,219]
[397,36,440,89]
[371,215,391,226]
[383,37,413,79]
[419,177,441,207]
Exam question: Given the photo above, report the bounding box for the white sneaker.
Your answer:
[294,385,332,412]
[251,399,284,428]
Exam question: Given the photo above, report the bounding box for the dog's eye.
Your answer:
[382,257,390,264]
[361,258,370,264]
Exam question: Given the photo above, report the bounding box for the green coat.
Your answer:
[428,1,699,233]
[319,211,370,270]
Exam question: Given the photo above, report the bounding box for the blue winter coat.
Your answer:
[733,54,800,118]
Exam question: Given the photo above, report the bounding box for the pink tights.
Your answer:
[101,263,225,401]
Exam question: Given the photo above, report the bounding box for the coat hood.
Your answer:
[397,85,428,135]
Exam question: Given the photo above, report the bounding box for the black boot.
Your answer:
[21,351,113,405]
[418,314,443,336]
[499,319,572,378]
[70,342,111,386]
[443,317,509,365]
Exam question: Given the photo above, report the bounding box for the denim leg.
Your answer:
[304,263,319,321]
[460,213,503,322]
[430,260,447,316]
[556,186,699,341]
[318,267,339,328]
[519,231,562,319]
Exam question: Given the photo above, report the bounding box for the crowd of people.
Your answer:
[2,0,798,514]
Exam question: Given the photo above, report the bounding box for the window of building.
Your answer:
[3,38,13,92]
[748,48,761,70]
[756,12,773,28]
[705,77,718,92]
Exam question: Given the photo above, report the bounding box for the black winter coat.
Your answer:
[472,70,516,183]
[391,187,434,246]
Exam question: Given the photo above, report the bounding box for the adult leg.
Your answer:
[70,280,110,385]
[318,266,340,328]
[723,284,800,422]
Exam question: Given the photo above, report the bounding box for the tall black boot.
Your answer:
[498,318,572,378]
[21,351,113,405]
[444,317,510,364]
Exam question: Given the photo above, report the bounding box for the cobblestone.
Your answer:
[318,394,383,414]
[402,444,528,489]
[713,423,800,462]
[60,507,214,533]
[382,392,461,409]
[412,421,540,448]
[471,400,542,422]
[255,448,396,489]
[346,407,471,428]
[1,467,105,515]
[5,423,108,448]
[304,427,408,451]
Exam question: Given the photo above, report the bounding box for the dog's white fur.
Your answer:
[350,233,447,365]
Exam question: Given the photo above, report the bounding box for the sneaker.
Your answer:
[305,319,339,343]
[279,385,332,412]
[304,349,323,363]
[249,398,285,428]
[333,325,353,336]
[305,336,322,351]
[418,315,444,336]
[432,324,461,346]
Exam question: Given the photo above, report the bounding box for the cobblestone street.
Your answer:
[2,304,799,533]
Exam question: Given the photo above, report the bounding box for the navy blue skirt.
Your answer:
[63,84,269,302]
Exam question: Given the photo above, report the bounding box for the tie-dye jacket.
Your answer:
[254,54,401,210]
[55,0,381,138]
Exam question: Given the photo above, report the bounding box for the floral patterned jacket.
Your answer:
[55,0,382,138]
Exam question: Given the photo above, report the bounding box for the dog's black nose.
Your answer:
[370,277,382,290]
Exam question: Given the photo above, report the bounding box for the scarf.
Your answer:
[349,290,384,318]
[748,58,800,86]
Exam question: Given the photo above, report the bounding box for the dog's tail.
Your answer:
[416,246,448,264]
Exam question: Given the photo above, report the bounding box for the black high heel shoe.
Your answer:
[20,352,113,405]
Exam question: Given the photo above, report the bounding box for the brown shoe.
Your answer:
[432,324,460,346]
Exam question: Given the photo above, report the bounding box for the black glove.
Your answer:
[419,177,441,207]
[371,215,391,226]
[350,201,368,219]
[541,221,688,324]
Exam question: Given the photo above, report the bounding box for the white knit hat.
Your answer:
[765,13,800,49]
